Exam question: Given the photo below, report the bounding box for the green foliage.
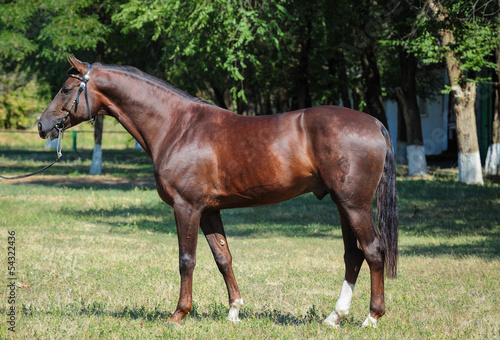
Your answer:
[0,0,124,128]
[0,0,498,124]
[0,0,112,64]
[114,0,291,108]
[0,70,49,129]
[408,0,499,79]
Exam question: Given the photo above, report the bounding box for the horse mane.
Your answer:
[94,63,213,106]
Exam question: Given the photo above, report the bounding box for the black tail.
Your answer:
[377,125,399,279]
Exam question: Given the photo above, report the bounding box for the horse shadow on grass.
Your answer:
[188,302,330,326]
[24,301,352,327]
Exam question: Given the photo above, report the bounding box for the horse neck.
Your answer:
[96,69,199,161]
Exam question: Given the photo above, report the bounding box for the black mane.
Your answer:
[97,63,212,105]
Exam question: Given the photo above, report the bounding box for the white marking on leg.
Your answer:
[323,279,355,328]
[361,314,377,328]
[228,298,244,322]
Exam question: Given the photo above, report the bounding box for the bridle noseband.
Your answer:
[63,64,94,125]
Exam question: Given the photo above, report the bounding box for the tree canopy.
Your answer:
[0,0,498,125]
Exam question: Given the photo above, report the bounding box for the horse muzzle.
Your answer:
[38,119,64,140]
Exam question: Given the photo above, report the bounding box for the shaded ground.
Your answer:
[7,174,156,188]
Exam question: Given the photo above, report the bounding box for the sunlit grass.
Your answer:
[0,150,499,339]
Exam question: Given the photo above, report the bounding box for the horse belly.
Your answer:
[211,152,320,209]
[213,177,319,209]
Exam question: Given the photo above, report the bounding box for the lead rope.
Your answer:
[0,127,64,180]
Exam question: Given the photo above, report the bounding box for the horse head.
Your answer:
[38,55,100,140]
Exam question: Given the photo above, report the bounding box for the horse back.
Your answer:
[154,105,387,210]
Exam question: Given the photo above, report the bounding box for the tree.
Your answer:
[5,0,497,186]
[89,115,104,175]
[113,0,377,117]
[395,51,427,176]
[391,3,428,176]
[411,0,500,185]
[352,0,390,128]
[114,0,292,112]
[485,44,500,175]
[1,0,135,174]
[0,69,49,129]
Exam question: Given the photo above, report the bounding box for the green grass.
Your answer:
[0,149,499,339]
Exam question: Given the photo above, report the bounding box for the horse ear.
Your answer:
[67,54,86,75]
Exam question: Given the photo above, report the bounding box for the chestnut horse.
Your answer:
[38,56,398,328]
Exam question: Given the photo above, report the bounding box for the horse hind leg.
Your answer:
[338,205,385,328]
[200,211,243,322]
[360,230,385,328]
[323,208,365,328]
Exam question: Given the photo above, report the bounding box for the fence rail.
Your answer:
[0,130,129,134]
[0,130,138,151]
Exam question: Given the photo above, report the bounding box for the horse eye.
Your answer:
[61,87,70,94]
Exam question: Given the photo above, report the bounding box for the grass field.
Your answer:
[0,146,499,339]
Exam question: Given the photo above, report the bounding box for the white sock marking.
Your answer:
[228,298,244,322]
[323,279,355,327]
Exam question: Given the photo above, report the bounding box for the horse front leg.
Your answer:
[168,203,202,326]
[200,211,243,322]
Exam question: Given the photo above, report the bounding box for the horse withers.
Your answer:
[38,55,398,328]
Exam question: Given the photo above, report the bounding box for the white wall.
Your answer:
[385,91,450,156]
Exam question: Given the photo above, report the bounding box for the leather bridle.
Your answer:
[63,64,94,125]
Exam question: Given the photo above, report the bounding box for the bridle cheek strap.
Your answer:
[69,64,94,125]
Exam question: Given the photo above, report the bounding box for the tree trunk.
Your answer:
[396,50,427,176]
[354,0,388,127]
[89,115,103,175]
[328,53,351,109]
[360,43,388,128]
[452,82,483,184]
[427,0,483,185]
[207,81,229,110]
[352,86,362,112]
[396,101,407,164]
[90,6,107,175]
[294,21,312,109]
[485,44,500,175]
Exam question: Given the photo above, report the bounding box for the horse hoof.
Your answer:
[322,318,340,329]
[228,316,241,323]
[361,314,377,328]
[323,311,342,329]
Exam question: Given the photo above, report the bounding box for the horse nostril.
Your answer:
[38,122,47,138]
